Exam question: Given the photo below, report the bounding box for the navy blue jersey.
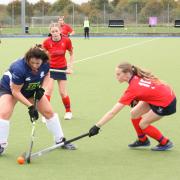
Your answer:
[0,58,49,98]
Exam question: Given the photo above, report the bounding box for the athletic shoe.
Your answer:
[64,112,73,120]
[56,138,77,150]
[128,139,150,148]
[41,116,46,123]
[0,145,5,155]
[151,140,173,151]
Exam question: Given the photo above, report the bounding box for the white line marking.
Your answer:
[74,38,159,64]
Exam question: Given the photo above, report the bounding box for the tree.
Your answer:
[0,5,7,25]
[79,2,92,16]
[90,0,109,11]
[50,0,72,15]
[33,0,51,16]
[7,0,21,16]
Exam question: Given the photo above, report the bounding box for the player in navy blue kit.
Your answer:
[0,45,76,155]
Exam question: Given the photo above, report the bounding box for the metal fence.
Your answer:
[1,3,180,34]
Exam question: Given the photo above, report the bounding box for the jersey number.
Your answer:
[138,79,151,88]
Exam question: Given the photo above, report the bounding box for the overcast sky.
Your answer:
[0,0,89,5]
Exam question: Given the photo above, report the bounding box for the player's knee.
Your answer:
[42,110,54,119]
[130,109,139,119]
[45,88,53,96]
[139,120,148,129]
[0,112,11,120]
[60,91,67,97]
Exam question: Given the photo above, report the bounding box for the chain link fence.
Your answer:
[1,3,180,35]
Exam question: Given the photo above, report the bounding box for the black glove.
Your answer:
[89,125,100,137]
[35,87,45,100]
[28,105,39,122]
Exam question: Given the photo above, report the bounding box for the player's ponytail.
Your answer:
[117,62,159,82]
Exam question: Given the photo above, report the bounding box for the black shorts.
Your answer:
[50,67,67,80]
[149,98,176,116]
[0,85,11,97]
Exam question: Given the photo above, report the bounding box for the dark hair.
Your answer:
[117,62,159,81]
[24,44,49,64]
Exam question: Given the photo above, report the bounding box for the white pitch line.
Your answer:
[74,38,159,64]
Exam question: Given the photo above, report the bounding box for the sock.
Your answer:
[62,96,71,112]
[0,119,10,148]
[142,125,168,145]
[46,95,51,102]
[131,117,147,142]
[45,113,64,143]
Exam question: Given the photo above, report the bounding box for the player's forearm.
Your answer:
[12,91,32,107]
[96,111,116,127]
[68,53,74,68]
[96,102,124,127]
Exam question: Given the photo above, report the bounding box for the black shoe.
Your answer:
[0,145,4,155]
[151,140,173,151]
[128,139,150,148]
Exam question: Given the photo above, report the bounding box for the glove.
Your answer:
[28,105,39,122]
[35,87,45,100]
[89,125,100,137]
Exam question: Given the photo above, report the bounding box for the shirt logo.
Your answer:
[12,73,20,80]
[25,77,31,81]
[40,71,45,78]
[157,107,163,113]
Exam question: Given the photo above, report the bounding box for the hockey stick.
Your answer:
[26,132,89,161]
[25,96,38,164]
[49,69,67,73]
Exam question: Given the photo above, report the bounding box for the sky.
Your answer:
[0,0,89,5]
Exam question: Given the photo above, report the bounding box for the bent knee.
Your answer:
[130,109,140,119]
[0,112,12,120]
[60,92,67,98]
[139,120,149,130]
[42,111,54,119]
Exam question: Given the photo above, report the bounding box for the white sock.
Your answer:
[45,113,64,143]
[0,119,10,148]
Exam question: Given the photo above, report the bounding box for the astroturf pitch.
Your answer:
[0,37,180,180]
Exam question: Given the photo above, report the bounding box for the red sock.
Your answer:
[62,96,71,112]
[131,117,147,142]
[46,95,51,101]
[142,125,168,145]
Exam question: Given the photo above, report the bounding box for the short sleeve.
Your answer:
[11,67,25,85]
[119,89,136,105]
[43,39,49,50]
[66,38,73,51]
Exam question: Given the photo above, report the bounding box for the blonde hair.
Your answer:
[58,16,64,20]
[49,23,59,30]
[117,62,159,82]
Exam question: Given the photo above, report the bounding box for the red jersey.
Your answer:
[119,76,175,107]
[43,36,73,68]
[60,23,73,36]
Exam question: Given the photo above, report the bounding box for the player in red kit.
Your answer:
[43,23,74,120]
[88,62,176,151]
[58,16,75,37]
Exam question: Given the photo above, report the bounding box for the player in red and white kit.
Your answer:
[43,23,74,120]
[88,62,176,151]
[58,16,75,37]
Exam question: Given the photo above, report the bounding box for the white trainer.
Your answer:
[64,112,73,120]
[41,116,46,123]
